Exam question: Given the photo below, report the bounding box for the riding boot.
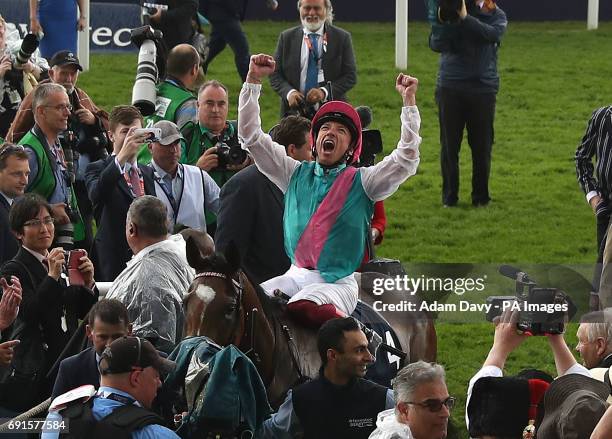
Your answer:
[287,300,344,329]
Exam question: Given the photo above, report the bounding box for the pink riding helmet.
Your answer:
[310,101,363,165]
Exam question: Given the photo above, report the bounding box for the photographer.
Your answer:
[17,83,86,250]
[0,193,97,415]
[182,80,250,233]
[0,15,48,139]
[8,51,110,250]
[429,0,506,207]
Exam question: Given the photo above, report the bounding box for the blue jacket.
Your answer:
[430,5,507,93]
[51,347,100,399]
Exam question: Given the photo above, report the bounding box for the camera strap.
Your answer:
[152,166,184,224]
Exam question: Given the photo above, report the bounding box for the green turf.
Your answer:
[78,20,612,437]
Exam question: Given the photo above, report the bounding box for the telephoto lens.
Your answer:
[14,33,39,68]
[130,26,160,116]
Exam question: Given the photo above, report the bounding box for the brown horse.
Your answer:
[182,239,437,408]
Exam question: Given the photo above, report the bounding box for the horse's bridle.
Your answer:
[192,271,246,347]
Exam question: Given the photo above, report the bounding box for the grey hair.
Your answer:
[127,195,168,238]
[32,83,67,114]
[392,361,446,414]
[297,0,334,25]
[580,310,612,348]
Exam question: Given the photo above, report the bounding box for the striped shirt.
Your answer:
[576,106,612,213]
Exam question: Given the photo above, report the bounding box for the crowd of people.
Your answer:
[1,0,612,438]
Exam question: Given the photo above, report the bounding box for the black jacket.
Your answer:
[85,156,155,281]
[0,195,19,266]
[52,347,99,399]
[0,247,98,411]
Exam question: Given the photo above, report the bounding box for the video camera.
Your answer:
[486,265,577,335]
[130,25,166,116]
[425,0,467,24]
[215,134,247,169]
[355,106,383,168]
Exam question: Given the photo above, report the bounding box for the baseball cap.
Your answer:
[153,120,184,146]
[49,50,83,71]
[99,336,176,376]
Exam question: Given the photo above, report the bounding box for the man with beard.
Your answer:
[269,0,356,117]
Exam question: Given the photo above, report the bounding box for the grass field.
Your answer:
[78,20,612,437]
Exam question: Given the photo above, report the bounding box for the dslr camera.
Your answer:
[486,266,577,335]
[215,135,247,169]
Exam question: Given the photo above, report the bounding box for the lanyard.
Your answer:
[153,168,184,224]
[304,32,328,60]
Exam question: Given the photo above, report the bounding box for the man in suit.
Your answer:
[269,0,357,117]
[51,299,132,399]
[85,106,155,282]
[214,115,312,284]
[0,144,29,265]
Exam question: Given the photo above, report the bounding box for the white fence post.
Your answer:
[587,0,599,30]
[395,0,408,70]
[77,0,90,71]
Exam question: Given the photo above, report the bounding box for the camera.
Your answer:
[141,2,168,24]
[133,127,162,143]
[13,33,39,69]
[355,106,383,168]
[288,99,317,120]
[130,25,165,116]
[437,0,462,23]
[68,93,109,159]
[486,266,577,335]
[215,135,247,169]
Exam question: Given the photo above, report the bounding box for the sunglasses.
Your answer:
[406,396,455,412]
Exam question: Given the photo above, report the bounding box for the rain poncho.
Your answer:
[369,409,413,439]
[107,234,194,353]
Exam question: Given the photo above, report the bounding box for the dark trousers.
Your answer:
[203,18,250,82]
[436,87,496,206]
[593,210,611,293]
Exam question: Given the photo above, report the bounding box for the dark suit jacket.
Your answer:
[214,165,290,284]
[0,247,98,410]
[51,347,99,399]
[269,23,357,116]
[0,195,19,266]
[85,156,155,282]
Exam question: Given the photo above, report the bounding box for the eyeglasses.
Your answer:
[23,217,55,228]
[44,104,73,112]
[406,396,455,412]
[0,144,25,160]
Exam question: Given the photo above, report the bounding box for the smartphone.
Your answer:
[133,127,162,143]
[67,249,86,286]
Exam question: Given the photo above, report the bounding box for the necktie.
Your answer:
[305,33,319,93]
[128,167,144,197]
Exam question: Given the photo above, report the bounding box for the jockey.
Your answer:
[238,54,422,328]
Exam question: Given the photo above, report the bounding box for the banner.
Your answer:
[3,0,140,52]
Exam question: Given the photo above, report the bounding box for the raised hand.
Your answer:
[0,277,22,330]
[247,54,276,83]
[395,73,418,106]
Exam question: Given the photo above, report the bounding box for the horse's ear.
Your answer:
[185,235,206,270]
[224,241,242,273]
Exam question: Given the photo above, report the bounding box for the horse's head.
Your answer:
[184,238,245,346]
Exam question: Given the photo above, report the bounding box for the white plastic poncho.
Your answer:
[107,234,194,353]
[368,409,413,439]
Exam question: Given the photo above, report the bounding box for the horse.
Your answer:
[182,239,437,408]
